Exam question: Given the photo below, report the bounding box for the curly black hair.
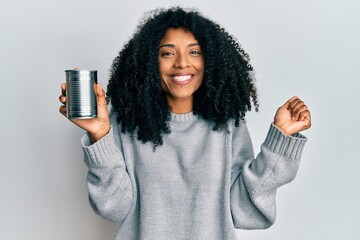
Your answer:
[106,6,259,147]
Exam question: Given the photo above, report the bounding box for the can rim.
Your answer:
[65,70,97,73]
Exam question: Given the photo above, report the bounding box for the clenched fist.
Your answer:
[274,96,311,136]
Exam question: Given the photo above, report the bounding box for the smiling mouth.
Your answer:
[170,75,193,85]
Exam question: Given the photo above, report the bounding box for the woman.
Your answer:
[59,7,311,240]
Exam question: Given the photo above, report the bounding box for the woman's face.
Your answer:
[158,27,204,113]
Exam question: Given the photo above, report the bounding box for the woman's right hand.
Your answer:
[59,82,111,143]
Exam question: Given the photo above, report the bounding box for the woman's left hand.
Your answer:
[273,96,312,136]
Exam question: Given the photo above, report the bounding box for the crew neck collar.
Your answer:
[170,112,197,123]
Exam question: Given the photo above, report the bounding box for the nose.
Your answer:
[174,53,190,69]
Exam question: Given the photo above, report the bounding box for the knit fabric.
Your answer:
[81,111,307,240]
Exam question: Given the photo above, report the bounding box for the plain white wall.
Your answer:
[1,0,359,239]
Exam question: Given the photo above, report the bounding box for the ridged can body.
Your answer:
[65,70,97,119]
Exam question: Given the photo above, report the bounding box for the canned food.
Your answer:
[65,69,97,119]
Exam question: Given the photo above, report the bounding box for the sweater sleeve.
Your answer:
[81,114,133,223]
[230,122,307,229]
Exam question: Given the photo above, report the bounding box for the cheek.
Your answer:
[195,58,205,75]
[196,68,205,89]
[196,74,204,89]
[158,61,167,81]
[160,79,169,93]
[158,59,171,76]
[158,68,170,93]
[196,63,205,82]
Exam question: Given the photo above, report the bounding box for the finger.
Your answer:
[287,96,299,103]
[59,95,66,104]
[288,98,302,110]
[298,110,311,127]
[59,105,67,117]
[289,100,305,115]
[298,110,309,121]
[279,96,299,109]
[291,105,307,120]
[61,83,67,96]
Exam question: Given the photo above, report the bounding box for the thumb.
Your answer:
[95,83,107,107]
[95,84,109,120]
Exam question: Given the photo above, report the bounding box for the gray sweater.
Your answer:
[81,112,307,240]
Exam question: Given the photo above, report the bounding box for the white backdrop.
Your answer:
[1,0,359,239]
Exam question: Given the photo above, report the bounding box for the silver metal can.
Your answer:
[65,69,97,119]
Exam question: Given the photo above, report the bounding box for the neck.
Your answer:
[166,96,193,114]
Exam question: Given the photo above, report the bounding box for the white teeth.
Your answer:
[172,75,192,82]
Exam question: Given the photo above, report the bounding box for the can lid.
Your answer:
[65,69,97,73]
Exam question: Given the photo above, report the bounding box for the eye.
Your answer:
[190,50,201,55]
[160,52,174,57]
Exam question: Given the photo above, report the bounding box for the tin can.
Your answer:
[65,69,97,119]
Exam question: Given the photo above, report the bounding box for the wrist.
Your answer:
[89,125,111,143]
[273,122,293,136]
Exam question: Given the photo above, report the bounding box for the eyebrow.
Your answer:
[159,43,200,49]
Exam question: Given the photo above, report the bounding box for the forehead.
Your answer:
[160,27,198,44]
